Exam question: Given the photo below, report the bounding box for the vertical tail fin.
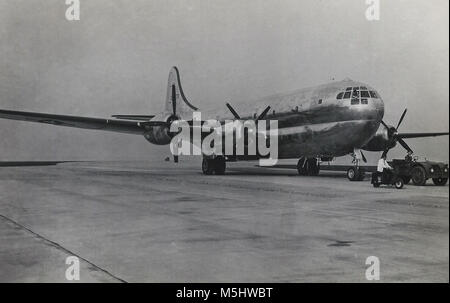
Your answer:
[165,67,198,118]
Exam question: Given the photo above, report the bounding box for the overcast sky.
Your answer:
[0,0,448,162]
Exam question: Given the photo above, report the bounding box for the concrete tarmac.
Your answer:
[0,160,448,282]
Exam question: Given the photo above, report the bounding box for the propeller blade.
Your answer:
[396,108,407,130]
[380,120,389,129]
[141,121,169,127]
[171,85,177,115]
[112,115,155,121]
[256,106,271,121]
[396,137,413,154]
[361,150,367,163]
[226,103,241,119]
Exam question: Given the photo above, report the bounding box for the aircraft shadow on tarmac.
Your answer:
[0,161,71,167]
[214,165,352,178]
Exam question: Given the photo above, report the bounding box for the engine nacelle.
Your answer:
[362,124,396,151]
[143,113,176,145]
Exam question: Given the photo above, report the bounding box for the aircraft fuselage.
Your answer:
[198,79,385,159]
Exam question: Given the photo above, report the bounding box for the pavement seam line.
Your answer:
[0,213,127,283]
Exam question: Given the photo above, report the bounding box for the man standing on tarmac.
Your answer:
[377,154,393,182]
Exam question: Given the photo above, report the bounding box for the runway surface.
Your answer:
[0,160,448,282]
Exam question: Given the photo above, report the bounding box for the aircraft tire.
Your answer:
[347,167,359,181]
[357,170,365,181]
[306,158,320,176]
[347,167,364,181]
[297,158,308,175]
[214,157,226,175]
[202,158,215,175]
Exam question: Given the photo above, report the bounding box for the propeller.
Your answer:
[381,108,413,157]
[225,103,271,148]
[172,85,177,117]
[225,102,271,122]
[226,103,241,120]
[171,85,179,163]
[256,106,271,121]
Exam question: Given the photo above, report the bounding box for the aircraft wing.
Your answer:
[398,132,449,139]
[0,109,145,135]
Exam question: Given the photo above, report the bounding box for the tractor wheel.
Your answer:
[394,178,404,189]
[432,178,448,186]
[411,166,427,186]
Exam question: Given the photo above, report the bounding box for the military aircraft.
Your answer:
[0,66,448,180]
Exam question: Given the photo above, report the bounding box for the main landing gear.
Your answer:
[297,157,320,176]
[347,149,366,181]
[202,156,226,175]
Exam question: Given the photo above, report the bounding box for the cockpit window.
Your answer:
[337,92,344,99]
[360,91,370,98]
[346,86,378,104]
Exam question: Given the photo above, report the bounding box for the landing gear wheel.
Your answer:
[347,167,364,181]
[306,159,320,176]
[347,167,356,181]
[214,157,226,175]
[394,178,404,189]
[432,178,448,186]
[357,169,365,181]
[297,158,307,176]
[411,166,427,186]
[202,158,214,175]
[297,158,320,176]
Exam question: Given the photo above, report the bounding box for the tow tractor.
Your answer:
[389,156,448,186]
[371,170,404,189]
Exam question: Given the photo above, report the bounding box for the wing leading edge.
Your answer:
[0,109,145,135]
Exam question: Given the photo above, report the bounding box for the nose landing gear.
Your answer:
[347,166,366,181]
[347,148,366,181]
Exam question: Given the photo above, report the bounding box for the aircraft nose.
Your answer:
[372,97,384,121]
